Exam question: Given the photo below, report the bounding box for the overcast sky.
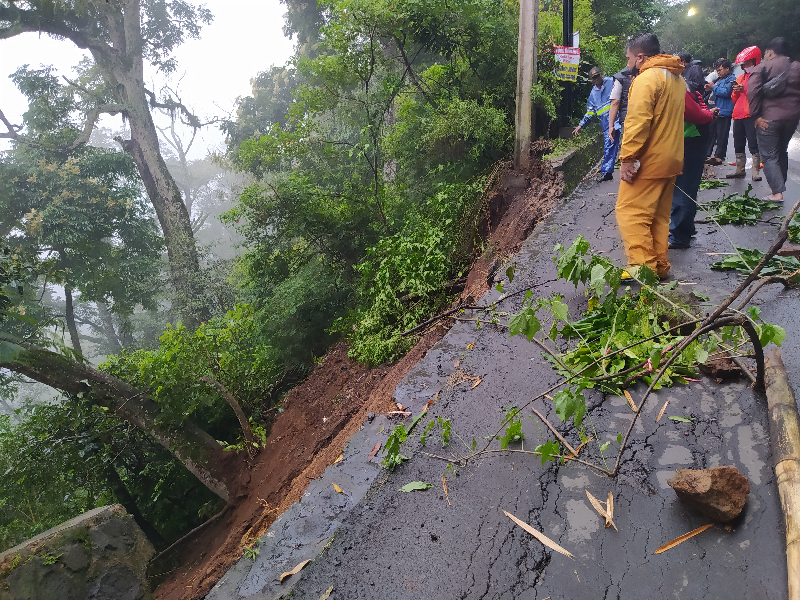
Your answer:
[0,0,296,157]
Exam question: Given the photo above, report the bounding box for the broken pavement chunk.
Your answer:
[668,466,750,522]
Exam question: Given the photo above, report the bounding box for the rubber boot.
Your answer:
[726,153,746,178]
[751,152,763,181]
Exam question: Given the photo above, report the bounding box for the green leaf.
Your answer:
[599,441,611,452]
[506,263,516,283]
[508,305,541,342]
[590,264,608,296]
[553,388,586,427]
[495,281,504,293]
[668,416,694,423]
[534,440,560,464]
[616,433,623,445]
[549,299,569,321]
[694,346,709,364]
[758,323,786,347]
[500,418,524,449]
[649,347,662,370]
[398,481,433,492]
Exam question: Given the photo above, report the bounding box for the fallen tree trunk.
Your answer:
[200,375,257,455]
[0,336,236,502]
[763,348,800,600]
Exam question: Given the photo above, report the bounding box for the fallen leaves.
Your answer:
[398,481,433,492]
[279,559,311,583]
[654,523,713,554]
[669,416,694,423]
[442,474,450,506]
[656,400,669,422]
[585,490,618,532]
[333,453,343,464]
[503,510,574,559]
[368,441,382,461]
[332,483,343,493]
[623,390,637,411]
[467,342,475,350]
[319,587,334,600]
[565,437,593,461]
[471,378,482,389]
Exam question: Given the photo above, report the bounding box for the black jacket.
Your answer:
[613,68,633,125]
[683,60,705,95]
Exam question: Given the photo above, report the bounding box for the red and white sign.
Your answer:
[554,46,581,65]
[554,46,580,81]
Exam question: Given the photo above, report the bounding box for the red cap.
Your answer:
[736,46,762,66]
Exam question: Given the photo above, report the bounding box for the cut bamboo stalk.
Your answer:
[763,348,800,600]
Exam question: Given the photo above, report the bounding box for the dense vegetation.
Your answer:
[0,0,794,556]
[656,0,800,61]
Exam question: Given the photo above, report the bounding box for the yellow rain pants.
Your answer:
[615,175,676,279]
[615,54,686,279]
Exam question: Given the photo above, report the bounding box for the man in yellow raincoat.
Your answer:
[616,33,686,280]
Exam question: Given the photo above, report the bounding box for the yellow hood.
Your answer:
[640,54,685,76]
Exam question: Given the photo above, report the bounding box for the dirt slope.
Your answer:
[153,151,564,600]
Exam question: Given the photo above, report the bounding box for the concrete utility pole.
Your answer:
[514,0,539,170]
[560,0,574,127]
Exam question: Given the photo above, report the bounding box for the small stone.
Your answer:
[668,466,750,522]
[367,412,375,422]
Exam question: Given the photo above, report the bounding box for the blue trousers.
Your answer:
[601,125,620,174]
[669,136,706,246]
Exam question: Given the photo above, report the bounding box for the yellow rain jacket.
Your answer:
[620,55,686,179]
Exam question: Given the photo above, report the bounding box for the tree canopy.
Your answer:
[655,0,800,62]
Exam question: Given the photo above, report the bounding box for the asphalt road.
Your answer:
[213,132,800,600]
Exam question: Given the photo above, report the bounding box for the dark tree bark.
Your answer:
[103,463,167,549]
[64,286,83,356]
[199,375,257,455]
[0,0,212,327]
[96,302,123,353]
[0,335,236,502]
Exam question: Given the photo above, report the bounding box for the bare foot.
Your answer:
[768,193,784,201]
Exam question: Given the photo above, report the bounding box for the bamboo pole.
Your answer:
[763,348,800,600]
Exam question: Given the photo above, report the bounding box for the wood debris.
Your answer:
[585,490,618,531]
[368,441,382,461]
[279,559,311,583]
[623,390,637,411]
[442,474,451,506]
[656,400,669,422]
[606,492,614,529]
[653,523,713,554]
[503,510,574,559]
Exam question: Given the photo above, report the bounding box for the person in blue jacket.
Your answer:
[572,66,621,181]
[705,59,735,165]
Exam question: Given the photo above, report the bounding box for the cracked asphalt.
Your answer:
[215,133,800,600]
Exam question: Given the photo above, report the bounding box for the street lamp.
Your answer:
[687,7,697,16]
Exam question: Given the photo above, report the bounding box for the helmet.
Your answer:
[736,46,762,66]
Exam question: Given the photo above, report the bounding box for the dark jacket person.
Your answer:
[747,36,800,201]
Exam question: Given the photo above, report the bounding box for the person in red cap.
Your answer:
[728,46,763,181]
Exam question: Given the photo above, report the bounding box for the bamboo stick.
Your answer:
[763,348,800,600]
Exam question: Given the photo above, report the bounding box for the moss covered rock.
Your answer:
[0,505,154,600]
